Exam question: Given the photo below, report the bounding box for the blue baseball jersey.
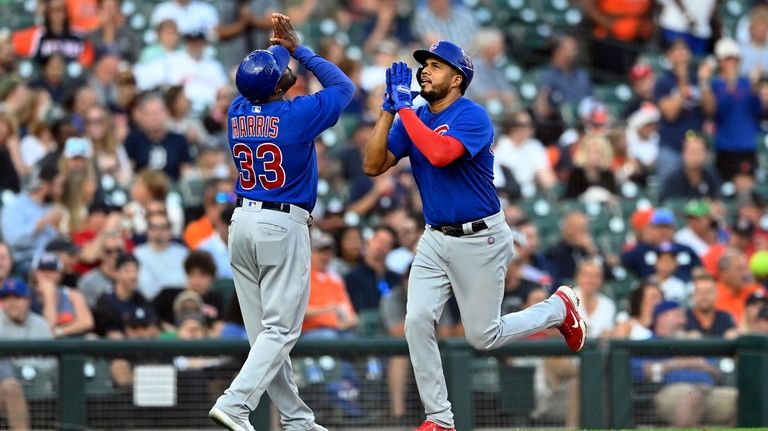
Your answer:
[387,97,499,226]
[228,46,354,212]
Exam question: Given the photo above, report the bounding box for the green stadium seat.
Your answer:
[355,310,385,337]
[211,278,236,309]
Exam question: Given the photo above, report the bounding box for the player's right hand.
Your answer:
[389,62,414,111]
[381,66,397,114]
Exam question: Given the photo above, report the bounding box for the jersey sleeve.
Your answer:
[443,104,494,159]
[387,115,410,160]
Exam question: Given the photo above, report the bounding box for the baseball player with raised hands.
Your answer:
[208,13,354,431]
[363,40,587,431]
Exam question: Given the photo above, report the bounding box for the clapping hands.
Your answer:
[381,62,419,113]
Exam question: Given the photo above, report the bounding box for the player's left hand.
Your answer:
[381,66,397,114]
[389,62,414,111]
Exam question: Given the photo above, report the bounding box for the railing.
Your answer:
[1,336,767,430]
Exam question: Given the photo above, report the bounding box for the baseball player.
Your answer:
[362,41,587,431]
[209,13,354,431]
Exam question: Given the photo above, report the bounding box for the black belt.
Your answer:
[236,198,291,213]
[431,220,488,237]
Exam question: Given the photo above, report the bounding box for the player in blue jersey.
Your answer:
[208,13,354,431]
[362,40,588,431]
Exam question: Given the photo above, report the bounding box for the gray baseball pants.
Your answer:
[405,211,567,428]
[214,199,318,430]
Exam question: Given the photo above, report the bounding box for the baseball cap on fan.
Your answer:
[629,63,653,81]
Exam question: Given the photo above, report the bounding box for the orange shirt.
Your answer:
[593,0,653,41]
[715,282,764,325]
[67,0,101,33]
[303,270,357,332]
[184,217,214,250]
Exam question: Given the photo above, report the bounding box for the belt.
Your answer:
[236,197,291,213]
[431,220,488,237]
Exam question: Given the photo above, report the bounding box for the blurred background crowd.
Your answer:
[3,0,768,428]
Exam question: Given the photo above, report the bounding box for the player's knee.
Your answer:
[465,329,496,351]
[404,311,435,339]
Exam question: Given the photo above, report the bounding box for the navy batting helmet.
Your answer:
[413,40,474,92]
[236,45,291,102]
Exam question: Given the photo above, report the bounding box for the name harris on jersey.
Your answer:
[231,106,280,139]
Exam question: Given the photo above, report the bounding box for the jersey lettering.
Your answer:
[434,124,449,135]
[232,142,286,190]
[230,115,281,139]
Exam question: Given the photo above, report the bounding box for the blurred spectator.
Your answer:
[45,235,81,287]
[184,178,233,249]
[465,29,520,112]
[686,271,738,338]
[202,85,235,148]
[153,250,224,334]
[88,0,140,63]
[563,133,617,202]
[543,210,600,286]
[0,76,30,121]
[124,92,192,181]
[150,0,219,37]
[0,111,22,192]
[0,278,51,431]
[385,216,420,275]
[85,105,132,192]
[70,202,129,273]
[714,248,766,326]
[674,200,718,257]
[29,54,69,104]
[534,34,593,122]
[134,211,188,300]
[331,226,364,277]
[20,119,57,175]
[658,132,721,202]
[66,0,100,33]
[613,280,663,339]
[216,0,279,70]
[344,225,400,314]
[624,102,660,182]
[753,304,768,334]
[573,259,616,338]
[1,161,61,274]
[742,290,767,333]
[87,51,123,108]
[493,111,556,199]
[702,217,756,278]
[621,208,702,282]
[303,233,358,339]
[77,229,125,307]
[0,242,12,286]
[109,70,138,121]
[657,0,720,56]
[165,85,212,151]
[360,39,399,93]
[653,39,716,180]
[58,164,98,235]
[108,305,160,387]
[92,252,152,337]
[622,63,657,118]
[513,220,553,290]
[579,0,654,78]
[653,242,690,303]
[412,0,478,49]
[12,0,95,67]
[632,301,736,427]
[199,204,235,280]
[710,38,762,182]
[28,251,93,337]
[124,170,183,238]
[739,5,768,76]
[137,19,181,64]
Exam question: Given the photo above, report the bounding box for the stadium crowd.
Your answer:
[2,0,768,429]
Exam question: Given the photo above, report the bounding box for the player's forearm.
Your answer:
[293,46,354,100]
[363,111,396,176]
[398,108,465,167]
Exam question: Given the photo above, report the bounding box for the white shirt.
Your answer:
[198,233,233,280]
[150,1,219,36]
[134,242,189,300]
[740,41,768,77]
[674,226,709,257]
[492,136,549,189]
[19,135,50,168]
[659,276,690,304]
[574,288,616,339]
[626,128,659,167]
[657,0,718,38]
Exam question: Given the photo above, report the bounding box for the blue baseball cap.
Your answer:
[650,208,676,226]
[652,300,681,327]
[0,278,31,299]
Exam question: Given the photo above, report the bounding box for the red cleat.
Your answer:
[554,285,587,352]
[414,420,455,431]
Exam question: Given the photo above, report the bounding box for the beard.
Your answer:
[276,68,297,94]
[420,80,451,103]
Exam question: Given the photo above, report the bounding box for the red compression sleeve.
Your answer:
[398,107,465,167]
